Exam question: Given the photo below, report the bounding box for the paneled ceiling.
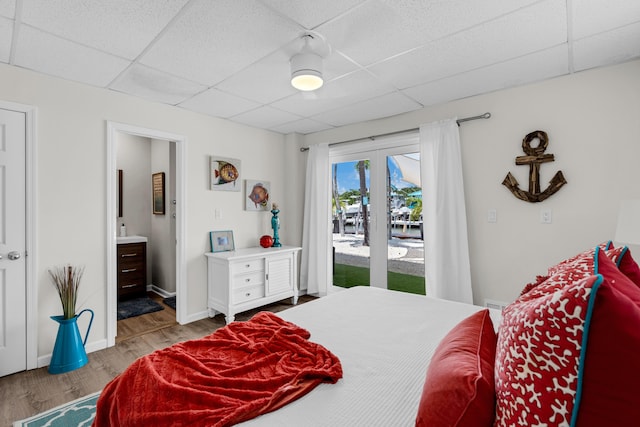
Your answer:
[1,0,638,134]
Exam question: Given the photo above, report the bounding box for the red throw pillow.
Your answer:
[415,309,496,427]
[574,248,640,426]
[494,275,600,426]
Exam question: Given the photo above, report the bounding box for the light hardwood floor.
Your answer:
[116,292,178,343]
[0,295,315,426]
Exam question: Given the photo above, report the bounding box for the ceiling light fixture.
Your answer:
[290,34,323,92]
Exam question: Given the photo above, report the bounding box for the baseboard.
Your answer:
[184,310,210,325]
[37,338,108,369]
[148,284,175,298]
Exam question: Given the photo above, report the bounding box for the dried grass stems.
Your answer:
[49,265,85,319]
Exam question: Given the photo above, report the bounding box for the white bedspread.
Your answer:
[239,286,501,427]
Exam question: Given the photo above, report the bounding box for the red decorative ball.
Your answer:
[259,235,274,248]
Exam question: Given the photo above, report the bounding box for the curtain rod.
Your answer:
[299,112,491,152]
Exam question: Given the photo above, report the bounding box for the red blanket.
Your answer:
[93,312,342,427]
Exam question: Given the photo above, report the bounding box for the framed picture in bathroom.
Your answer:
[152,172,165,215]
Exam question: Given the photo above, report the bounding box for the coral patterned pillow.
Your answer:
[494,274,601,427]
[546,241,611,276]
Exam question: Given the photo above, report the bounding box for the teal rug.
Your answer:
[14,392,100,427]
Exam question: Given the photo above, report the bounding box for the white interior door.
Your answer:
[0,108,27,377]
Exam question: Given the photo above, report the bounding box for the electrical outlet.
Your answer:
[541,209,552,224]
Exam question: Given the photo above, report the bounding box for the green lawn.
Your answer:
[333,263,425,295]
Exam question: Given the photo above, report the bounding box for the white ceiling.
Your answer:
[1,0,638,134]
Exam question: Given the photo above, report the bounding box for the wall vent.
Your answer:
[484,299,509,312]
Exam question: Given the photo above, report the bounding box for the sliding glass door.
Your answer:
[330,138,425,294]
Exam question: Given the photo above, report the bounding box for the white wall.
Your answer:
[301,59,640,306]
[0,63,289,360]
[151,138,175,293]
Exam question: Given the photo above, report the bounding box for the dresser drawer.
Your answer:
[117,242,147,300]
[118,282,146,299]
[232,271,264,289]
[118,242,145,261]
[233,259,264,274]
[233,285,264,304]
[118,271,145,299]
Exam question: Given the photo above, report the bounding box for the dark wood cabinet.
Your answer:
[117,242,147,300]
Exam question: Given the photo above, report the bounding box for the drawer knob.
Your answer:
[245,278,251,282]
[122,284,138,288]
[245,264,250,268]
[246,292,251,297]
[121,268,137,273]
[121,253,137,257]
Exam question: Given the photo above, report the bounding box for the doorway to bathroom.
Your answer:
[106,122,187,347]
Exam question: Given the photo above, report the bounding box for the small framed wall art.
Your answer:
[152,172,165,215]
[245,180,270,211]
[210,230,235,252]
[210,156,241,191]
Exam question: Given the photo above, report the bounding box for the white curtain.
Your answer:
[300,143,332,297]
[420,118,473,304]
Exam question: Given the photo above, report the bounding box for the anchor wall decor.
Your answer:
[502,130,567,203]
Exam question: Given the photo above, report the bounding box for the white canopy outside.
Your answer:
[391,153,421,187]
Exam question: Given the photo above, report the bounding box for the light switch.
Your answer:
[488,209,497,223]
[214,208,221,219]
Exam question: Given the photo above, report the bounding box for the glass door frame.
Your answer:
[329,133,420,292]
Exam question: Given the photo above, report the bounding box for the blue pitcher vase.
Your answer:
[48,308,94,374]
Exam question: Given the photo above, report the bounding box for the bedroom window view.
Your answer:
[331,153,425,295]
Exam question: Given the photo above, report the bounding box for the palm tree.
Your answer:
[332,163,345,235]
[356,160,370,246]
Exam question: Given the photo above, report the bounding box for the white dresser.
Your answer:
[205,246,301,324]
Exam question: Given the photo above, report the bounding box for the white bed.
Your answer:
[239,286,501,427]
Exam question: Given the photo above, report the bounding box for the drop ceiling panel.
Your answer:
[272,70,398,117]
[317,0,543,67]
[110,64,207,105]
[231,105,302,129]
[0,17,12,62]
[0,0,15,19]
[269,117,333,135]
[13,26,130,87]
[573,22,640,72]
[178,88,260,118]
[369,0,567,90]
[20,0,189,60]
[403,46,569,107]
[259,0,367,30]
[312,91,421,127]
[571,0,640,39]
[140,0,302,86]
[215,50,297,104]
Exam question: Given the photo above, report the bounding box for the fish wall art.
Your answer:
[210,156,241,191]
[245,180,270,211]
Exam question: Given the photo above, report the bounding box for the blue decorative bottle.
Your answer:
[271,203,282,247]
